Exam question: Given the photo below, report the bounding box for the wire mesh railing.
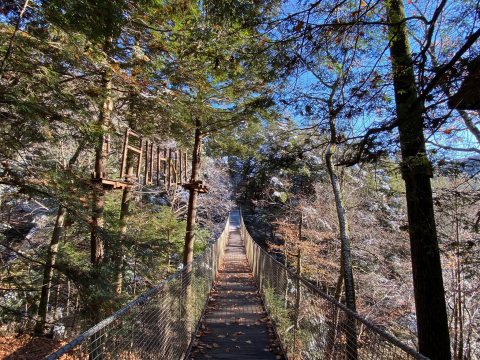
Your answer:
[240,212,428,360]
[46,217,230,360]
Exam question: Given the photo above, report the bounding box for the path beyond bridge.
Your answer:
[47,209,428,360]
[189,211,284,359]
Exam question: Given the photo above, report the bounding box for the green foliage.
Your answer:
[0,0,278,335]
[44,0,140,43]
[58,242,90,274]
[126,205,187,280]
[263,286,295,349]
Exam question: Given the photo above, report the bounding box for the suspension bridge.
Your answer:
[46,210,428,360]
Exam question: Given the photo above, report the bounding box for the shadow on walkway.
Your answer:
[188,211,284,360]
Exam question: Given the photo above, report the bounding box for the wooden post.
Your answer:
[149,142,154,185]
[163,148,167,185]
[293,249,302,358]
[120,129,129,179]
[144,141,149,185]
[173,150,178,187]
[179,150,183,184]
[156,146,161,186]
[120,129,143,182]
[136,138,143,180]
[184,151,188,182]
[167,148,172,188]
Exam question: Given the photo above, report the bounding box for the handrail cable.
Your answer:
[239,210,429,360]
[46,217,230,360]
[46,210,429,360]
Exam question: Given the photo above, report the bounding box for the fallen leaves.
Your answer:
[0,335,67,359]
[188,239,286,359]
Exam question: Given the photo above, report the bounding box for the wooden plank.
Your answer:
[127,128,142,138]
[93,178,132,190]
[126,145,142,154]
[188,215,283,360]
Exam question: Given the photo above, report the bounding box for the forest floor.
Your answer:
[0,334,65,359]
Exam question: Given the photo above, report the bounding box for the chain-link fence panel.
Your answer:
[240,212,428,360]
[46,218,230,360]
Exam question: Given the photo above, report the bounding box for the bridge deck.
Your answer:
[188,211,284,359]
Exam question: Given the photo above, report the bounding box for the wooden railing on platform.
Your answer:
[91,127,190,190]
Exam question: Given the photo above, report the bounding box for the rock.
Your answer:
[379,182,391,192]
[364,200,379,212]
[272,191,287,203]
[390,196,402,208]
[270,177,284,189]
[381,204,395,215]
[316,218,332,231]
[379,218,397,230]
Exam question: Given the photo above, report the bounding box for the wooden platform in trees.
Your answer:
[91,128,191,190]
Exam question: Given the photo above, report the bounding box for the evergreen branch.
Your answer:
[0,0,30,78]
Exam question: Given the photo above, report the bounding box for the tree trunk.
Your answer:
[116,186,132,294]
[454,204,464,360]
[183,118,202,267]
[90,61,113,266]
[325,140,358,360]
[115,96,137,294]
[0,0,30,78]
[325,145,356,312]
[181,118,202,334]
[386,1,451,358]
[34,141,84,336]
[34,205,66,335]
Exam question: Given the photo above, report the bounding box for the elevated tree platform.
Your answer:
[182,180,209,193]
[91,174,133,190]
[90,128,191,190]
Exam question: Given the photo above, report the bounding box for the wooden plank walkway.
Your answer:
[188,211,284,360]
